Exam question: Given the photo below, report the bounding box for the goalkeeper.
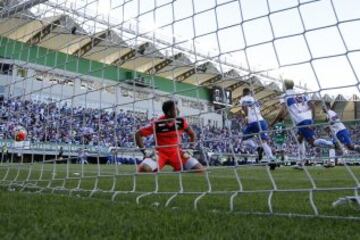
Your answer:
[273,119,287,162]
[135,100,204,173]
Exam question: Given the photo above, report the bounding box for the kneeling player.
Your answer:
[135,100,204,173]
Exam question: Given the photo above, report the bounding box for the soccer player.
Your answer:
[78,148,89,164]
[271,79,335,168]
[273,118,287,162]
[322,102,360,153]
[58,146,64,160]
[239,88,276,167]
[135,100,204,172]
[1,143,8,163]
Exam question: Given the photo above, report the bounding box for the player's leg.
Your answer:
[302,124,336,168]
[242,123,258,150]
[138,151,164,172]
[280,147,285,161]
[276,143,285,161]
[297,121,316,148]
[241,123,272,164]
[336,129,360,152]
[259,120,275,161]
[313,137,334,148]
[326,148,336,168]
[169,149,205,173]
[257,120,277,170]
[242,122,263,162]
[297,134,305,157]
[242,138,258,150]
[347,144,360,153]
[256,146,263,163]
[282,143,289,165]
[293,131,306,169]
[185,160,204,172]
[137,158,156,172]
[182,152,205,173]
[297,120,333,148]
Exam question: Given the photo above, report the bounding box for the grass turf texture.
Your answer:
[1,163,360,239]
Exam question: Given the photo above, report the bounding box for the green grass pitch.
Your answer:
[0,163,360,239]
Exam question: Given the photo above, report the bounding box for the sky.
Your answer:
[30,0,360,98]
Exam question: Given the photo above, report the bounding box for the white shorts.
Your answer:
[141,158,157,171]
[141,157,200,171]
[184,157,200,170]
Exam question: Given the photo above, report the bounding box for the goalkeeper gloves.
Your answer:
[140,148,154,158]
[183,149,194,158]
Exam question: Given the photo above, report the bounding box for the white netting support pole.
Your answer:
[265,165,277,214]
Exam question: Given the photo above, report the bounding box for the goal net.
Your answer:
[0,0,360,219]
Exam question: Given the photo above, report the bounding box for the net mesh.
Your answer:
[0,0,360,219]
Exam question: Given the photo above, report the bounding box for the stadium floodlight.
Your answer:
[0,0,359,221]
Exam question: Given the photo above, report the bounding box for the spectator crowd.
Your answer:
[1,96,360,158]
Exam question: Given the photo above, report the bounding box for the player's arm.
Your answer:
[324,125,331,134]
[323,115,332,134]
[308,100,316,119]
[135,130,145,149]
[184,125,196,146]
[237,97,247,122]
[241,105,248,117]
[135,123,154,155]
[270,103,287,127]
